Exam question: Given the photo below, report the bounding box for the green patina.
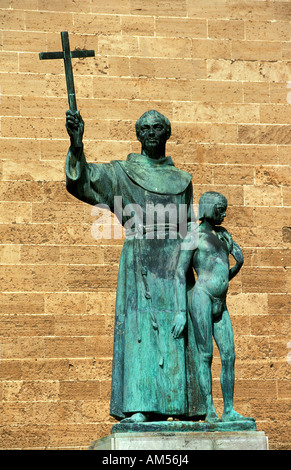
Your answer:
[64,108,255,431]
[41,31,256,433]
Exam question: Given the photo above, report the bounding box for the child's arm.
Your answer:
[217,226,233,252]
[172,224,198,339]
[229,240,244,280]
[217,227,243,280]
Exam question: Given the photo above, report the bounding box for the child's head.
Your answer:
[198,191,227,224]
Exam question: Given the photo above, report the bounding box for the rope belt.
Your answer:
[126,223,180,239]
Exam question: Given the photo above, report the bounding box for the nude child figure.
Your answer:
[176,191,255,423]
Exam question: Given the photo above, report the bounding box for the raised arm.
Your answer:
[65,110,117,209]
[65,110,84,177]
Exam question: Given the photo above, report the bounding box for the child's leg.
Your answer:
[213,307,235,416]
[190,287,219,422]
[214,307,255,422]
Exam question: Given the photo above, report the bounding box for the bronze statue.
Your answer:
[65,109,205,423]
[41,31,256,434]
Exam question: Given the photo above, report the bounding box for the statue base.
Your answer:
[89,420,268,450]
[110,418,257,434]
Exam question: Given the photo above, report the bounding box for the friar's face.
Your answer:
[137,115,169,153]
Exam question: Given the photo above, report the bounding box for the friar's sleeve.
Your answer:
[65,146,117,210]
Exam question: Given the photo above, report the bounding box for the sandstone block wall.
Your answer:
[0,0,290,450]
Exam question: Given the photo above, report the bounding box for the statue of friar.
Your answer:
[65,109,205,423]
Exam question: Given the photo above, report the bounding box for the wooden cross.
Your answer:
[39,31,95,143]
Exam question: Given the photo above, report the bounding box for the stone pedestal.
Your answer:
[90,431,268,450]
[89,421,269,450]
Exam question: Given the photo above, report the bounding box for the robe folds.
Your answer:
[65,149,205,420]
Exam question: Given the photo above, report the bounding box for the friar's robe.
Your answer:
[65,149,205,420]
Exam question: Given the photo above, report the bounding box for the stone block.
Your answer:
[90,420,269,450]
[90,430,268,450]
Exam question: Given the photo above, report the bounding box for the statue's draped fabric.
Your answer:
[65,150,205,420]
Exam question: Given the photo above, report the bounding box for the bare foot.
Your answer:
[205,410,220,423]
[221,410,255,422]
[120,412,148,423]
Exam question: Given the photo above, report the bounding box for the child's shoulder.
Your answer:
[181,222,199,250]
[216,226,233,251]
[215,226,230,235]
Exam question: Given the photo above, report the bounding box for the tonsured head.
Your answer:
[135,110,171,153]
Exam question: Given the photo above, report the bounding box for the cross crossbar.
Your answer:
[39,50,95,60]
